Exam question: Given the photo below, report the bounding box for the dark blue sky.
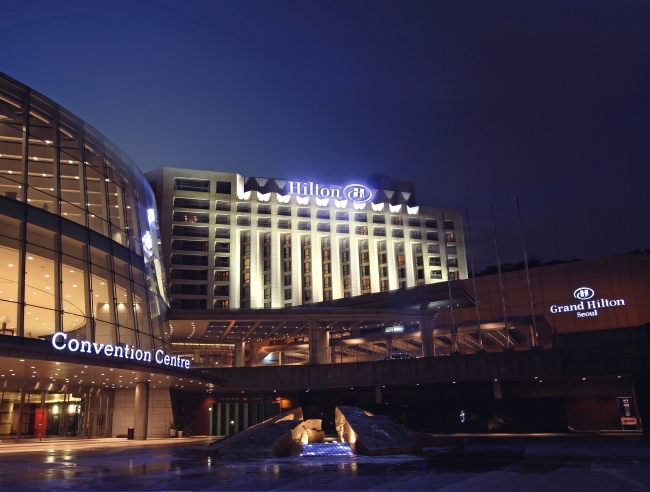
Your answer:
[3,0,649,269]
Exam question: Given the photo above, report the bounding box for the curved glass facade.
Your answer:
[0,72,170,352]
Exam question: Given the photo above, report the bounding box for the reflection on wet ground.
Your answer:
[1,435,650,490]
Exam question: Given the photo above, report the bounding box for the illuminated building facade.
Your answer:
[145,167,469,312]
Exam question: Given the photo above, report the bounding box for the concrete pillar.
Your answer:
[134,382,150,440]
[421,318,434,358]
[278,351,284,366]
[386,338,393,357]
[243,404,249,430]
[330,345,337,364]
[234,341,245,367]
[493,380,502,399]
[318,329,329,364]
[309,319,318,364]
[194,350,201,363]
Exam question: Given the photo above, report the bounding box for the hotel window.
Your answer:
[216,181,231,194]
[257,218,271,228]
[355,226,368,235]
[242,244,250,256]
[322,249,331,260]
[430,270,442,279]
[361,265,370,276]
[215,214,230,224]
[392,229,404,238]
[410,230,421,239]
[342,264,350,275]
[425,219,437,229]
[362,278,371,290]
[373,214,385,224]
[277,206,291,216]
[264,273,270,285]
[354,213,367,222]
[336,224,349,233]
[283,246,291,258]
[174,198,210,210]
[379,253,387,264]
[214,300,229,309]
[447,245,457,255]
[298,221,311,231]
[297,208,310,218]
[324,291,331,301]
[429,257,441,266]
[360,252,369,262]
[446,233,456,243]
[444,220,455,230]
[323,263,331,273]
[172,211,209,223]
[278,219,291,229]
[283,261,291,272]
[304,276,311,287]
[242,286,250,297]
[263,245,271,256]
[341,251,349,262]
[215,228,230,238]
[408,217,421,227]
[304,290,312,301]
[374,227,386,237]
[341,238,350,248]
[316,210,330,219]
[215,242,230,252]
[236,202,251,213]
[317,223,330,232]
[391,216,403,226]
[284,275,291,286]
[448,258,458,267]
[303,262,311,273]
[284,289,292,300]
[398,268,406,279]
[258,204,271,214]
[243,272,250,284]
[323,277,331,288]
[216,200,231,211]
[426,231,439,241]
[380,266,388,277]
[336,211,349,220]
[381,279,389,291]
[214,270,229,282]
[264,288,271,299]
[448,271,459,280]
[214,285,229,296]
[397,254,405,266]
[263,259,270,270]
[215,257,230,267]
[415,256,423,266]
[343,278,351,289]
[304,247,311,258]
[174,178,210,192]
[428,243,440,254]
[263,232,270,244]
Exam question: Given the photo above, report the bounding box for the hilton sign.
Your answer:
[549,287,625,318]
[288,181,373,202]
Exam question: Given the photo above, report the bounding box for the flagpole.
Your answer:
[442,211,457,353]
[465,207,483,350]
[515,198,538,347]
[490,204,510,349]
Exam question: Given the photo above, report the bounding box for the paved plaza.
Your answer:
[0,435,649,490]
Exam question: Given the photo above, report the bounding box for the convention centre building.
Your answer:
[0,71,215,441]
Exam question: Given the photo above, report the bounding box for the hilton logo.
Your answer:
[343,184,372,202]
[550,287,625,318]
[574,287,595,300]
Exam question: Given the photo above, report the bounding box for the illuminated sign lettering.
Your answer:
[549,288,625,318]
[51,332,189,369]
[288,181,373,203]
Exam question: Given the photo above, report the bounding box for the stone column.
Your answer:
[234,341,246,367]
[277,351,284,366]
[421,317,435,358]
[134,382,150,440]
[309,319,318,364]
[318,329,329,364]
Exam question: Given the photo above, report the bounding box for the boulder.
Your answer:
[291,419,325,444]
[335,406,422,456]
[206,407,304,458]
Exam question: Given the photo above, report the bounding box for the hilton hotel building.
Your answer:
[145,168,468,310]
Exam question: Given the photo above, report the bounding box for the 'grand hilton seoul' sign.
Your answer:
[549,287,625,318]
[52,332,190,369]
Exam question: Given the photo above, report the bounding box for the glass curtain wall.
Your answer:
[0,71,169,351]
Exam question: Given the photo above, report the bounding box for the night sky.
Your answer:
[2,1,649,269]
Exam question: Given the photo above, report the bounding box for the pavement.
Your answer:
[0,434,649,490]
